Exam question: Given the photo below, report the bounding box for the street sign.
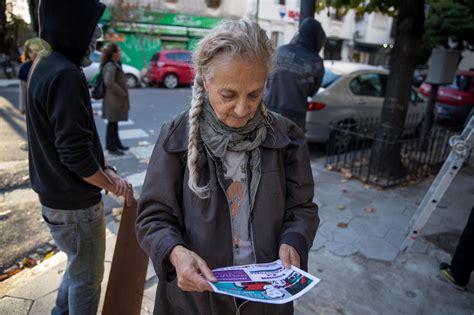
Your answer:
[279,6,287,19]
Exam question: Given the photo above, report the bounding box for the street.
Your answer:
[0,83,325,273]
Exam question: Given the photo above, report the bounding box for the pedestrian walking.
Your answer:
[264,17,326,131]
[18,39,41,114]
[440,206,474,291]
[136,18,319,314]
[26,1,133,314]
[101,43,130,156]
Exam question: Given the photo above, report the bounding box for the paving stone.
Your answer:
[358,236,399,261]
[0,296,32,315]
[349,216,391,238]
[317,222,336,241]
[318,207,356,225]
[311,233,328,251]
[325,241,358,257]
[29,290,56,315]
[333,226,359,244]
[385,228,407,249]
[407,239,430,255]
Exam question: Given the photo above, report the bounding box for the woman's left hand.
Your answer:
[279,244,300,269]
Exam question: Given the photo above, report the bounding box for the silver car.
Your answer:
[305,61,426,143]
[82,51,142,88]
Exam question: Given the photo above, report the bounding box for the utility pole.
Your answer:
[299,0,316,26]
[256,0,260,23]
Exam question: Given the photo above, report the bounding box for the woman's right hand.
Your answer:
[169,245,217,292]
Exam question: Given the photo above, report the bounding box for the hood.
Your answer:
[39,0,105,65]
[292,18,326,52]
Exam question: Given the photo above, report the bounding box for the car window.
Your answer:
[177,52,192,63]
[349,73,386,97]
[90,51,101,63]
[448,75,471,92]
[321,68,341,88]
[166,53,179,61]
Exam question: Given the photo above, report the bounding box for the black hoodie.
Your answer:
[26,0,106,209]
[264,18,326,129]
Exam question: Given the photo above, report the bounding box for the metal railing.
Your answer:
[325,114,462,187]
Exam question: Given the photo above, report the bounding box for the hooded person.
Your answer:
[263,18,326,131]
[26,1,133,314]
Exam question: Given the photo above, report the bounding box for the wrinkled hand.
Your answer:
[104,169,134,206]
[169,245,216,292]
[279,244,300,269]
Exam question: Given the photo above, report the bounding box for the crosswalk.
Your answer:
[92,100,155,189]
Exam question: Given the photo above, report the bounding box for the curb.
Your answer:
[0,160,29,191]
[0,80,19,88]
[0,251,67,297]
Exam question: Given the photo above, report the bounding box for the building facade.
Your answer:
[100,0,395,69]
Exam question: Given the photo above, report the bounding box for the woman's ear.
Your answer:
[202,75,208,91]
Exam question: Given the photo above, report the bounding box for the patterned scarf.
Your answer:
[199,100,267,209]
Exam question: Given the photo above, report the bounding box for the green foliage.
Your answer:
[316,0,399,17]
[417,0,474,64]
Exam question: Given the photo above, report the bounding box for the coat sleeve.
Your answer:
[279,120,319,271]
[135,119,187,282]
[47,70,100,178]
[103,63,127,98]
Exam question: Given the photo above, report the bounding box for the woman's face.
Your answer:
[113,48,122,62]
[203,54,267,128]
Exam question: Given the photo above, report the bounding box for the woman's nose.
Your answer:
[233,99,250,117]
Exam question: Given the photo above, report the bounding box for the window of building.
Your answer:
[275,0,286,5]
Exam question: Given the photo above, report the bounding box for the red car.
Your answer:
[419,70,474,124]
[146,49,194,88]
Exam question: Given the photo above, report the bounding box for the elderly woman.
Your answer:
[136,19,319,314]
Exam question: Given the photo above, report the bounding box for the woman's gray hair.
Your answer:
[187,18,274,198]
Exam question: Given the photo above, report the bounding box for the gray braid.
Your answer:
[187,75,209,198]
[187,18,274,198]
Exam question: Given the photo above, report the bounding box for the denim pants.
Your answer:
[42,201,105,315]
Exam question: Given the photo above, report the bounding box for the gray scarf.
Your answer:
[200,101,267,209]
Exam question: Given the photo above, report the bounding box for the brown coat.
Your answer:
[102,61,129,122]
[136,111,319,315]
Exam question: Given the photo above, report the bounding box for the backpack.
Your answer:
[91,72,105,100]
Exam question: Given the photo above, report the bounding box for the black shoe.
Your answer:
[117,144,129,151]
[439,262,467,291]
[108,149,124,156]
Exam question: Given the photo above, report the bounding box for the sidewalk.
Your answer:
[0,93,473,314]
[0,153,473,314]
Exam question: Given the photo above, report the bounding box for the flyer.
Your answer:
[208,260,320,304]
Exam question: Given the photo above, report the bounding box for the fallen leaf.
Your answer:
[342,172,353,179]
[336,205,346,210]
[364,184,370,189]
[43,251,55,260]
[364,207,375,213]
[326,164,334,171]
[341,179,348,183]
[375,185,384,191]
[337,223,348,228]
[19,257,37,268]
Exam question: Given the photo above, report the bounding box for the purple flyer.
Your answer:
[213,269,251,282]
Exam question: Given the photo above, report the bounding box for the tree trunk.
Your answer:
[370,0,425,180]
[300,0,316,26]
[0,0,7,52]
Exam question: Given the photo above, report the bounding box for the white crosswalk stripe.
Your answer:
[103,119,135,126]
[119,129,149,140]
[125,170,147,188]
[130,145,154,160]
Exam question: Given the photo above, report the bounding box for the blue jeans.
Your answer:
[42,201,105,315]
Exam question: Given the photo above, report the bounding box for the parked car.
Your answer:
[82,51,142,88]
[306,61,427,143]
[146,49,194,88]
[419,70,474,124]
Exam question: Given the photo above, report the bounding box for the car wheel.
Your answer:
[125,74,139,88]
[163,74,178,89]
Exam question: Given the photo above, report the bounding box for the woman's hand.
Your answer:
[279,244,300,269]
[169,245,217,292]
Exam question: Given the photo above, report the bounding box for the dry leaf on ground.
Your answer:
[337,223,348,228]
[364,207,375,213]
